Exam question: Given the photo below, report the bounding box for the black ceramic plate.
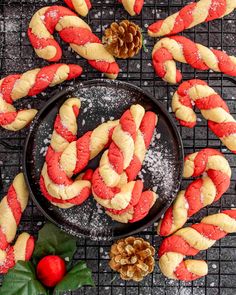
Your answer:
[23,79,184,240]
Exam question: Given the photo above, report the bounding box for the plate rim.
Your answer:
[23,79,184,240]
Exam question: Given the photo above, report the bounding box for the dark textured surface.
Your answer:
[0,0,236,294]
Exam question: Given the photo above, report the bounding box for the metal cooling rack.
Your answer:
[0,0,236,294]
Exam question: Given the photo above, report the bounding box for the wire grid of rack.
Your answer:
[0,0,236,294]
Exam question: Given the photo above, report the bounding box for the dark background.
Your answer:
[0,0,236,294]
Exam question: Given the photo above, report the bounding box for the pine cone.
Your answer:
[109,237,155,282]
[103,20,142,59]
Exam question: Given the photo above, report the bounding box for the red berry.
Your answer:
[36,255,66,287]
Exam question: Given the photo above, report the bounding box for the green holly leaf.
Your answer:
[53,261,94,294]
[0,261,47,295]
[32,223,77,268]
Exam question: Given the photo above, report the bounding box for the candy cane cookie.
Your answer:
[119,0,144,16]
[172,79,236,153]
[64,0,92,16]
[159,209,236,281]
[157,148,231,236]
[0,173,35,273]
[40,98,91,209]
[92,105,145,210]
[0,64,82,131]
[28,6,119,79]
[152,36,236,84]
[104,111,158,222]
[148,0,236,37]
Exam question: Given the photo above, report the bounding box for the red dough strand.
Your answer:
[159,210,236,281]
[0,64,82,131]
[119,0,144,16]
[28,6,119,79]
[172,79,236,153]
[157,148,231,236]
[40,98,92,209]
[152,36,236,84]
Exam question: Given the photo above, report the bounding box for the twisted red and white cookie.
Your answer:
[148,0,236,37]
[64,0,92,16]
[119,0,144,16]
[157,148,231,236]
[152,36,236,84]
[0,64,82,131]
[0,173,35,274]
[92,107,158,222]
[172,79,236,153]
[28,6,119,79]
[92,104,145,210]
[159,209,236,281]
[40,98,92,209]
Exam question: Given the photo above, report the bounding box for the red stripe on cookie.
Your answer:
[88,60,120,75]
[211,49,236,76]
[54,114,77,143]
[66,64,83,80]
[27,29,62,62]
[0,112,17,126]
[139,111,157,147]
[85,0,92,9]
[0,75,21,103]
[125,155,142,182]
[208,121,236,138]
[7,185,22,225]
[169,3,196,36]
[134,0,144,15]
[177,79,207,97]
[108,142,124,174]
[185,178,204,217]
[44,6,76,33]
[28,64,61,97]
[191,148,222,177]
[175,261,202,281]
[130,191,155,223]
[148,20,164,34]
[92,169,120,200]
[206,0,227,22]
[0,228,8,250]
[158,235,199,257]
[25,236,35,260]
[171,36,208,70]
[46,147,73,186]
[195,94,229,113]
[59,27,101,45]
[191,223,227,240]
[74,132,92,174]
[0,246,15,274]
[222,209,236,219]
[158,206,174,236]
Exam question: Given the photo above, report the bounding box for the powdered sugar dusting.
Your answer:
[138,129,178,201]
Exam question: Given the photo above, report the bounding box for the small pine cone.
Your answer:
[103,20,142,59]
[109,236,155,282]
